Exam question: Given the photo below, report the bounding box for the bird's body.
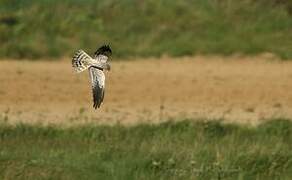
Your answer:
[72,45,112,109]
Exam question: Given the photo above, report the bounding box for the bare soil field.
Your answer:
[1,56,292,126]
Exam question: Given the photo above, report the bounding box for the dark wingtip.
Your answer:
[93,99,102,109]
[93,101,99,109]
[94,44,112,57]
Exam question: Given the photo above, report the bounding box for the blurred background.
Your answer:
[0,0,292,59]
[0,0,292,125]
[1,1,292,179]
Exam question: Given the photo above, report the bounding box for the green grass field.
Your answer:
[1,119,292,179]
[0,0,292,59]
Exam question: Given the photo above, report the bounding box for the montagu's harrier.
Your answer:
[72,45,112,109]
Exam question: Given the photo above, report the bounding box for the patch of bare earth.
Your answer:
[1,56,292,126]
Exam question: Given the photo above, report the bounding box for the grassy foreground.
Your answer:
[0,0,292,59]
[0,119,292,179]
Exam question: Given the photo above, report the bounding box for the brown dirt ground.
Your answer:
[1,55,292,126]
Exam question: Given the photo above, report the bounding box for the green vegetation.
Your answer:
[0,119,292,179]
[0,0,292,59]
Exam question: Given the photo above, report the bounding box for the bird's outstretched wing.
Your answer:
[94,45,112,60]
[89,67,105,109]
[72,50,94,73]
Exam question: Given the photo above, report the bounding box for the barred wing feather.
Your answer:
[72,50,94,73]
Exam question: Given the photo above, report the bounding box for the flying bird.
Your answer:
[72,45,112,109]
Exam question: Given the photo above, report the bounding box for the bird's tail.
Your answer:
[72,50,93,73]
